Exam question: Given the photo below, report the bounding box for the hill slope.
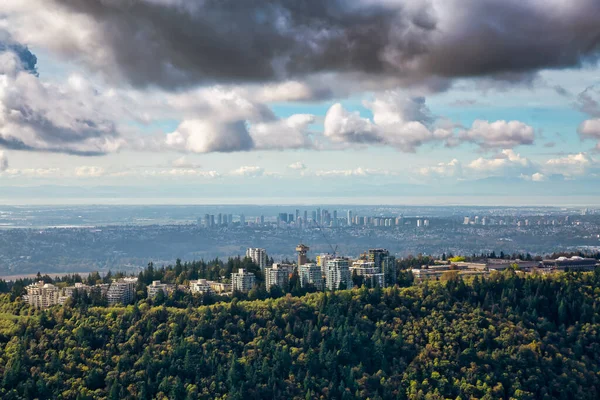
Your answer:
[1,271,600,399]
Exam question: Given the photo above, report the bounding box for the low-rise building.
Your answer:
[190,279,213,294]
[209,281,232,294]
[542,256,597,271]
[148,280,169,298]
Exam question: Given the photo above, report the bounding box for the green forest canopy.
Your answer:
[1,269,600,399]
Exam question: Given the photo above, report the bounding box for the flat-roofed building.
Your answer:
[381,255,397,287]
[246,248,268,270]
[542,256,597,271]
[209,281,232,294]
[325,258,351,290]
[231,268,256,293]
[107,278,137,305]
[351,261,385,288]
[190,279,213,294]
[26,281,61,308]
[148,280,169,298]
[265,264,290,290]
[299,263,324,291]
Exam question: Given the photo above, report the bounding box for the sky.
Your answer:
[1,0,600,205]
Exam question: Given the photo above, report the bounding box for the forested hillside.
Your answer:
[1,270,600,399]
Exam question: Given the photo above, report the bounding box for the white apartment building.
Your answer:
[190,279,213,294]
[147,280,169,298]
[26,281,62,308]
[107,278,137,305]
[231,268,256,293]
[246,248,268,270]
[299,263,324,291]
[265,264,290,290]
[325,258,351,290]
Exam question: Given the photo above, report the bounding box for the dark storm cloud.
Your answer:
[48,0,600,90]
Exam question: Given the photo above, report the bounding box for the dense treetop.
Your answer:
[1,269,600,399]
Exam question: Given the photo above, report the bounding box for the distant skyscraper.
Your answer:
[217,213,222,226]
[279,213,288,223]
[347,210,353,226]
[295,209,300,221]
[316,208,321,224]
[333,210,338,227]
[204,214,210,228]
[288,214,294,223]
[303,210,308,223]
[260,215,265,224]
[311,210,317,223]
[463,217,470,225]
[228,214,233,225]
[209,214,215,227]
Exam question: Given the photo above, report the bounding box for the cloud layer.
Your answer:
[3,0,600,91]
[0,47,124,155]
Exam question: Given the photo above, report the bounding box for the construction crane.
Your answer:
[314,220,338,257]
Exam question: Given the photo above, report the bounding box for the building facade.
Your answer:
[25,281,62,308]
[148,280,169,298]
[299,263,324,291]
[351,261,385,288]
[381,255,397,287]
[246,248,268,270]
[265,264,290,291]
[107,278,137,305]
[325,258,351,290]
[231,269,256,293]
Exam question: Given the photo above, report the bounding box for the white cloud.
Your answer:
[323,92,453,152]
[459,120,535,150]
[3,168,61,177]
[314,167,393,177]
[165,120,254,154]
[229,166,265,177]
[545,153,594,176]
[520,172,547,182]
[468,149,532,174]
[0,48,125,155]
[74,166,105,177]
[288,161,306,170]
[250,114,314,150]
[419,159,462,178]
[578,118,600,144]
[171,156,201,169]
